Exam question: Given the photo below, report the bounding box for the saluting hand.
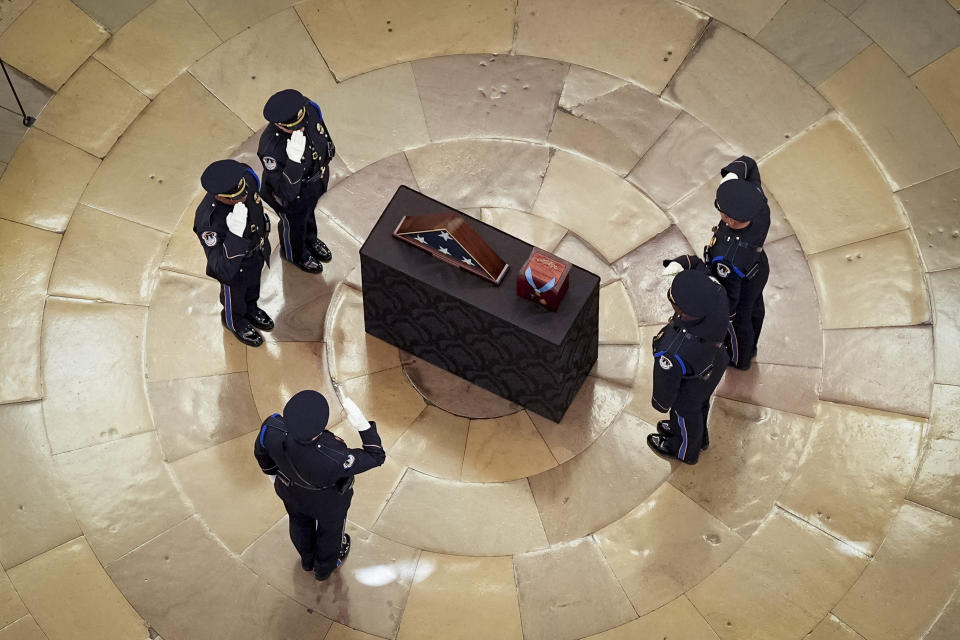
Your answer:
[226,201,248,237]
[342,397,371,432]
[286,129,306,163]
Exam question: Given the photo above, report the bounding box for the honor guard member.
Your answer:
[254,390,385,581]
[194,159,273,347]
[258,89,335,274]
[646,269,730,465]
[705,155,771,370]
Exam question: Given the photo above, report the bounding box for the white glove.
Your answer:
[267,474,276,483]
[342,397,371,431]
[226,201,247,237]
[661,261,684,276]
[286,129,306,163]
[721,172,740,183]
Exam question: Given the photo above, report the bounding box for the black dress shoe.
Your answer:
[301,557,314,572]
[314,533,351,581]
[657,420,709,451]
[246,307,274,331]
[220,313,263,347]
[701,429,710,451]
[293,255,323,274]
[647,433,687,464]
[308,238,332,263]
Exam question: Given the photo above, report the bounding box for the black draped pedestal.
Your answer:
[359,186,599,422]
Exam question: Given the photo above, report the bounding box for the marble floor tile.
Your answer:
[318,153,419,243]
[533,151,669,262]
[599,281,640,344]
[108,516,333,640]
[0,220,59,404]
[806,615,868,640]
[462,412,558,483]
[613,225,695,326]
[514,538,636,640]
[81,74,251,233]
[818,45,960,190]
[826,0,866,14]
[479,208,567,252]
[756,0,871,86]
[583,596,719,640]
[558,66,627,112]
[0,1,32,37]
[686,0,788,36]
[42,298,152,454]
[34,60,149,158]
[0,110,26,165]
[823,328,932,417]
[189,8,337,130]
[0,0,107,90]
[834,502,960,640]
[688,509,867,640]
[0,66,52,125]
[0,567,26,628]
[624,324,672,428]
[373,470,548,555]
[528,376,632,463]
[8,538,147,640]
[628,113,736,210]
[762,117,907,255]
[48,205,166,305]
[71,0,153,33]
[247,341,341,423]
[171,432,285,554]
[0,402,80,570]
[396,553,522,640]
[930,269,960,385]
[324,624,381,640]
[187,0,298,40]
[413,54,567,143]
[145,270,247,382]
[0,616,47,640]
[664,22,829,157]
[915,46,960,147]
[596,484,743,616]
[516,0,707,94]
[896,169,960,273]
[547,111,641,177]
[925,596,960,640]
[670,397,814,537]
[389,406,468,479]
[590,345,640,388]
[400,352,521,419]
[530,413,672,544]
[0,128,99,232]
[325,287,399,383]
[93,0,220,98]
[909,385,960,518]
[716,363,821,418]
[241,519,415,639]
[340,368,426,449]
[53,433,191,564]
[297,0,513,81]
[552,233,618,286]
[778,402,924,555]
[158,193,208,279]
[407,139,549,211]
[850,0,960,75]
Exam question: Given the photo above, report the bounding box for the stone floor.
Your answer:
[1,1,959,639]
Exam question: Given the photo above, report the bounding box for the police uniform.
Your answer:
[647,269,730,465]
[254,390,385,580]
[704,155,770,370]
[194,159,273,347]
[258,89,335,274]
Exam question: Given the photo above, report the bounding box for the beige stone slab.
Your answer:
[552,233,618,286]
[835,502,960,640]
[613,225,695,326]
[407,139,549,211]
[0,220,59,404]
[516,0,706,94]
[189,9,336,130]
[8,538,147,640]
[583,596,719,640]
[390,406,468,480]
[187,0,297,40]
[925,595,960,640]
[0,110,28,166]
[0,1,32,36]
[0,402,79,570]
[397,553,522,640]
[324,624,381,640]
[108,516,333,640]
[896,169,960,273]
[71,0,153,33]
[0,66,52,126]
[756,0,871,86]
[763,117,906,254]
[568,84,681,159]
[373,470,548,555]
[54,433,191,564]
[0,0,107,90]
[48,205,166,305]
[931,269,960,385]
[241,519,414,639]
[0,567,26,628]
[688,509,867,640]
[462,412,557,483]
[826,0,865,14]
[806,615,867,639]
[42,298,152,453]
[413,54,567,143]
[558,66,628,112]
[599,281,640,345]
[529,376,632,463]
[819,45,960,190]
[158,193,207,278]
[916,44,960,147]
[35,60,148,158]
[0,128,99,232]
[822,327,933,416]
[340,367,425,449]
[779,402,923,555]
[246,341,341,423]
[687,0,788,36]
[93,0,220,98]
[530,412,672,544]
[590,345,640,388]
[665,22,829,157]
[0,616,47,640]
[146,270,247,381]
[596,484,743,616]
[479,208,567,252]
[81,73,251,233]
[514,538,636,640]
[716,363,821,418]
[851,0,960,75]
[325,286,399,383]
[909,384,960,517]
[533,151,669,262]
[547,111,641,178]
[670,397,814,537]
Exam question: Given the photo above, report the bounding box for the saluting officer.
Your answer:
[194,159,273,347]
[646,269,729,465]
[258,89,335,274]
[704,155,771,370]
[254,390,385,581]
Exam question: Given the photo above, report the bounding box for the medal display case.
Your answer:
[517,248,571,312]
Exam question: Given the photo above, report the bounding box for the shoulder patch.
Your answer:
[658,354,673,370]
[343,454,355,469]
[201,230,218,247]
[716,262,731,279]
[262,156,277,171]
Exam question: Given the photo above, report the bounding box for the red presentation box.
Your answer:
[517,248,571,312]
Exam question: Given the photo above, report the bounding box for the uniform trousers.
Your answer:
[218,253,265,332]
[276,172,329,263]
[727,252,769,369]
[277,483,352,577]
[663,350,728,464]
